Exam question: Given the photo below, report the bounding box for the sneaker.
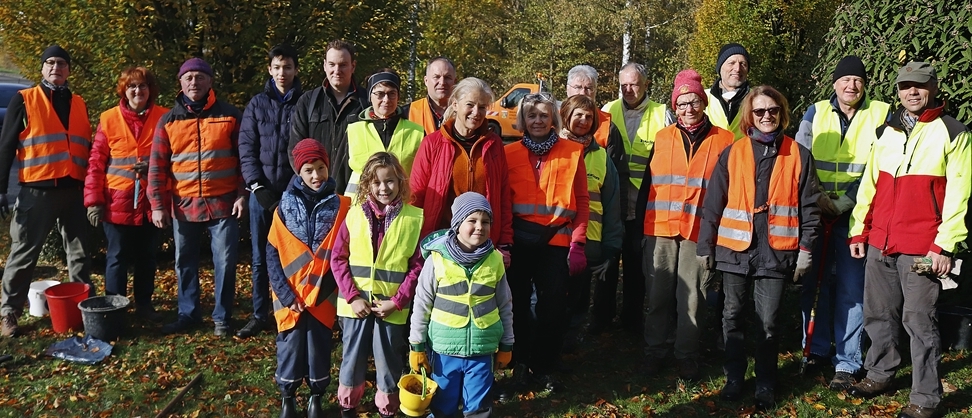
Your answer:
[898,403,938,418]
[135,305,164,323]
[235,317,267,338]
[829,371,857,391]
[161,316,195,335]
[1,313,18,337]
[214,322,231,337]
[847,377,893,399]
[677,358,701,381]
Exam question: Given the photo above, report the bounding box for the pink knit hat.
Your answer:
[671,69,708,110]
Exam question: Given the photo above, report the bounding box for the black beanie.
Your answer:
[832,55,867,82]
[41,45,71,66]
[715,43,749,74]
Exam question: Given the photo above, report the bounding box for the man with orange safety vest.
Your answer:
[148,57,245,337]
[0,45,93,337]
[403,56,456,135]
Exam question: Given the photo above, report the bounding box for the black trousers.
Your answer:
[509,243,570,375]
[592,220,644,330]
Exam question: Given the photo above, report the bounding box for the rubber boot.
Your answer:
[307,394,324,418]
[279,395,298,418]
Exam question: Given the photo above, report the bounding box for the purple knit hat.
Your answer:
[178,58,213,79]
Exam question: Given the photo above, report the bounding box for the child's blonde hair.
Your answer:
[355,152,410,205]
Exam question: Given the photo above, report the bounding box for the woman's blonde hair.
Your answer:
[354,152,410,205]
[443,77,494,122]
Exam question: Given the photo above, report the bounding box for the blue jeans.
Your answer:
[799,216,866,373]
[248,194,272,320]
[103,221,160,307]
[172,216,239,323]
[723,272,784,389]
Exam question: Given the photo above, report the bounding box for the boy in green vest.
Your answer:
[408,192,514,418]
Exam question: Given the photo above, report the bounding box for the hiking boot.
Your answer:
[279,395,297,418]
[898,403,938,418]
[307,394,324,418]
[829,371,858,391]
[235,317,267,338]
[677,358,701,382]
[214,322,231,338]
[754,387,775,411]
[340,408,357,418]
[720,380,743,401]
[803,353,831,375]
[1,313,18,337]
[135,304,164,323]
[161,316,195,335]
[848,377,893,399]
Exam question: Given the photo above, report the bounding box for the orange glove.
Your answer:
[409,350,431,374]
[496,350,512,370]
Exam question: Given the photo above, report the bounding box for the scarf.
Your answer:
[41,79,70,92]
[747,126,782,144]
[445,230,494,267]
[521,130,559,156]
[181,94,207,114]
[560,127,593,147]
[677,115,709,136]
[120,99,150,139]
[900,111,918,134]
[362,196,403,237]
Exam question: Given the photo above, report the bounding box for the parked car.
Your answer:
[0,82,32,134]
[485,74,550,141]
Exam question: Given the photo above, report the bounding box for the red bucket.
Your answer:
[44,283,91,333]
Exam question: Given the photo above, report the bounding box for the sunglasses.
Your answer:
[752,106,781,117]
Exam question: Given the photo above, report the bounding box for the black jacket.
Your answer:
[696,135,821,278]
[288,81,366,194]
[239,78,303,194]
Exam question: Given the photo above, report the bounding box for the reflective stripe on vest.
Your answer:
[810,99,889,197]
[705,90,744,140]
[17,86,91,183]
[101,105,168,191]
[717,137,803,251]
[407,98,438,135]
[344,118,424,196]
[584,147,608,242]
[336,204,423,324]
[605,99,666,190]
[644,124,734,241]
[268,195,350,332]
[429,250,504,329]
[593,110,612,149]
[506,139,583,247]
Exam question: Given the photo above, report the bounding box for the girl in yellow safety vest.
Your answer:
[331,152,424,418]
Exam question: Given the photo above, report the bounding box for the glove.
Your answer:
[254,188,279,212]
[87,206,104,227]
[697,255,713,271]
[132,161,148,176]
[567,242,587,276]
[409,350,431,374]
[0,193,8,218]
[496,350,512,370]
[832,193,856,214]
[817,190,840,218]
[793,250,812,283]
[590,260,611,281]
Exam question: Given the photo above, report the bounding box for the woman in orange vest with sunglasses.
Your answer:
[84,67,168,321]
[696,85,821,410]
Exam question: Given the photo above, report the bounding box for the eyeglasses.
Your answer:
[371,90,399,100]
[127,83,149,91]
[568,84,594,92]
[675,100,702,110]
[752,106,782,117]
[44,59,69,68]
[524,92,554,101]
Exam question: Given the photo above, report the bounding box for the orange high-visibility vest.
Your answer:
[593,110,612,149]
[407,97,438,135]
[17,86,91,183]
[100,105,168,191]
[506,138,584,247]
[717,136,803,251]
[644,124,734,242]
[268,195,351,332]
[166,91,238,198]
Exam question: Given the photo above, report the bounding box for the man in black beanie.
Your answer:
[0,44,93,337]
[794,55,892,391]
[706,43,751,139]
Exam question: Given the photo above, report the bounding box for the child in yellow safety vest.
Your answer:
[331,151,424,418]
[408,192,515,418]
[266,139,349,418]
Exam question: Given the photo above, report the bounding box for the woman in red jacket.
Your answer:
[83,66,168,321]
[409,77,512,264]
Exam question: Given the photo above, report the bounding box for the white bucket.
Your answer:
[28,280,61,317]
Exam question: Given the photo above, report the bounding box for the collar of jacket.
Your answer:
[264,77,303,103]
[886,100,946,130]
[173,89,217,115]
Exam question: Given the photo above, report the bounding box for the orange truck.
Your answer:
[485,74,550,140]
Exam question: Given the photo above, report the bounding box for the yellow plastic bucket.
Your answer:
[398,367,438,417]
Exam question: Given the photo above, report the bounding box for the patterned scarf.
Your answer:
[521,130,559,156]
[560,127,593,148]
[677,115,709,136]
[445,230,494,267]
[362,196,403,237]
[747,126,782,144]
[900,111,918,135]
[41,79,70,92]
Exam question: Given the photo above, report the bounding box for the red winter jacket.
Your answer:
[84,101,168,225]
[409,121,513,246]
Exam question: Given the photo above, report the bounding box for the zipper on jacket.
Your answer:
[930,182,942,222]
[196,116,203,197]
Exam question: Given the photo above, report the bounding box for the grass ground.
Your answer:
[1,228,971,417]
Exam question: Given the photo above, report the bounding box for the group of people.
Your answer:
[0,39,967,418]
